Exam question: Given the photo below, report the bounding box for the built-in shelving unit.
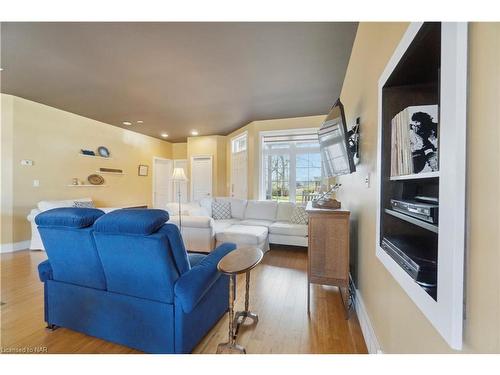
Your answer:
[376,22,467,349]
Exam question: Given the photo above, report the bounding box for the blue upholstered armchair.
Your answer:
[36,207,236,353]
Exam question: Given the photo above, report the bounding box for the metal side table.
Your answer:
[216,247,263,354]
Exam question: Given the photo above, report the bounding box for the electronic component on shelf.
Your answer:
[414,195,439,203]
[390,198,438,224]
[381,235,437,289]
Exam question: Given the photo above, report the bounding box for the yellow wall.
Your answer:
[1,94,15,244]
[1,94,172,244]
[226,115,326,199]
[186,135,227,197]
[337,22,500,353]
[172,142,187,159]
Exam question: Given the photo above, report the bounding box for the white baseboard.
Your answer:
[355,288,383,354]
[1,240,30,254]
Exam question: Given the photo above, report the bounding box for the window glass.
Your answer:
[262,132,322,203]
[265,154,290,202]
[232,134,247,153]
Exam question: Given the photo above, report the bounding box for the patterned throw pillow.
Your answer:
[290,205,308,225]
[212,200,231,220]
[73,200,95,208]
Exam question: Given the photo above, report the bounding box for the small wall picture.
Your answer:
[138,164,149,176]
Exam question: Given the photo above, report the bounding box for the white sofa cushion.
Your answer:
[216,225,268,246]
[73,200,96,208]
[276,202,296,221]
[198,197,213,217]
[38,197,92,212]
[169,215,214,228]
[213,219,241,233]
[216,197,247,219]
[239,219,274,228]
[290,205,309,225]
[165,202,207,217]
[244,200,278,221]
[269,221,308,237]
[212,200,232,220]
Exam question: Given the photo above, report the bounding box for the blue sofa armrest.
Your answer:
[174,243,236,313]
[38,260,53,282]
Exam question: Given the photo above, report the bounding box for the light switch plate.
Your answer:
[33,179,40,187]
[21,159,34,166]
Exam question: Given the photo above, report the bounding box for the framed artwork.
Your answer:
[138,164,149,176]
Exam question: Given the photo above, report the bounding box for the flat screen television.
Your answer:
[318,99,356,177]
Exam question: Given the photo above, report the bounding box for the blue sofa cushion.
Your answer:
[188,253,206,268]
[38,260,53,282]
[174,242,236,313]
[35,207,105,228]
[157,224,191,275]
[94,209,169,235]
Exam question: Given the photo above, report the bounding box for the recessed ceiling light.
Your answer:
[191,130,199,136]
[161,133,169,138]
[122,121,132,126]
[137,120,143,124]
[0,68,3,71]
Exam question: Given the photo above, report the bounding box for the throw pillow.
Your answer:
[290,205,308,225]
[212,200,231,220]
[73,200,95,208]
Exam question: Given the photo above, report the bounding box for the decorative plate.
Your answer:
[97,146,110,158]
[87,174,105,185]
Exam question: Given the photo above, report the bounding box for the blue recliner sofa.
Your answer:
[36,207,236,353]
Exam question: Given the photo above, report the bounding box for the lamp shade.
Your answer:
[171,167,188,182]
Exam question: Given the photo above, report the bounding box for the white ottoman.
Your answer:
[216,225,269,252]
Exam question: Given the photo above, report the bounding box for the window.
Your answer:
[232,133,247,153]
[261,130,322,203]
[231,132,248,199]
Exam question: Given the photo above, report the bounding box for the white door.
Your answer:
[191,156,212,201]
[153,158,173,209]
[231,150,247,198]
[173,159,188,203]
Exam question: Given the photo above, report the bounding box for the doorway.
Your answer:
[190,155,213,201]
[152,157,173,209]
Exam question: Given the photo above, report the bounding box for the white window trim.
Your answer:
[258,128,320,201]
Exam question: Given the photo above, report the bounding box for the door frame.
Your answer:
[152,156,173,208]
[190,154,213,201]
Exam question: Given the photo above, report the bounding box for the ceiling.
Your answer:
[1,22,357,142]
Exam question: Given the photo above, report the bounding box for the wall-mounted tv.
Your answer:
[318,99,356,177]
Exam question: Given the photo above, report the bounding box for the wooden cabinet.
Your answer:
[306,202,350,314]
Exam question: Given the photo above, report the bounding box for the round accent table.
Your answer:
[216,247,263,354]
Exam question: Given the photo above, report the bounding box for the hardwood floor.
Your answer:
[0,246,367,354]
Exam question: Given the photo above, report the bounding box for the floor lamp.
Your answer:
[171,167,188,232]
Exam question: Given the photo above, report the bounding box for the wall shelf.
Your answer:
[384,208,438,234]
[79,153,112,160]
[66,184,108,187]
[390,171,439,181]
[96,171,126,175]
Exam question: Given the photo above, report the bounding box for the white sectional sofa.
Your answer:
[165,197,309,253]
[27,198,125,250]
